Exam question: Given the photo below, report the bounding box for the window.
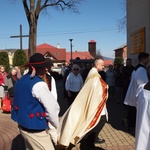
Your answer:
[55,52,59,55]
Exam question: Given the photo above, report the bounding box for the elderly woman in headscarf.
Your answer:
[65,64,83,107]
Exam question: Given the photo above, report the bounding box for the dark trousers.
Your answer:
[122,85,136,129]
[108,86,115,100]
[122,104,136,129]
[94,115,106,138]
[67,91,79,107]
[80,115,106,149]
[128,106,136,128]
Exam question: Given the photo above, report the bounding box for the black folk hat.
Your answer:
[29,53,48,68]
[18,53,48,78]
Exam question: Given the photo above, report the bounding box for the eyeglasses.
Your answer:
[73,69,79,71]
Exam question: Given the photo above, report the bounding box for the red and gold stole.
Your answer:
[86,78,108,130]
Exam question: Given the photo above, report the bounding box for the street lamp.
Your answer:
[69,39,73,64]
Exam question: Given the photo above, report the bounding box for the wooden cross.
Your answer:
[10,24,29,50]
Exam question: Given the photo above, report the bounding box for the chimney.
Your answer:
[57,43,60,49]
[88,40,96,58]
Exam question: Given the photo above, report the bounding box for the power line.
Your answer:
[0,27,117,39]
[37,28,117,36]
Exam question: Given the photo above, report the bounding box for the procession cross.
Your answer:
[10,24,29,50]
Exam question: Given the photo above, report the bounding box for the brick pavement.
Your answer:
[0,79,135,150]
[0,110,25,150]
[95,100,135,150]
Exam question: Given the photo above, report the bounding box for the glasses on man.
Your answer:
[73,69,79,71]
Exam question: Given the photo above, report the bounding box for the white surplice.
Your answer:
[124,67,148,107]
[135,84,150,150]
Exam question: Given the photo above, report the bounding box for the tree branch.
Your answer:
[39,0,81,14]
[22,0,30,23]
[35,0,42,19]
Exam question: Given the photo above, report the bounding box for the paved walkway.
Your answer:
[0,79,135,150]
[96,100,135,150]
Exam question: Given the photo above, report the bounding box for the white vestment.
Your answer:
[57,68,108,147]
[135,84,150,150]
[124,67,148,107]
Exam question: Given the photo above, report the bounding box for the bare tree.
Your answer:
[118,0,126,32]
[21,0,84,57]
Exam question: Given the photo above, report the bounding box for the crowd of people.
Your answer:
[8,54,109,150]
[60,52,150,150]
[0,65,19,110]
[1,52,150,150]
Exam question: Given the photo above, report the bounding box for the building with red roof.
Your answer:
[66,51,93,62]
[25,41,113,67]
[35,43,66,63]
[26,43,66,64]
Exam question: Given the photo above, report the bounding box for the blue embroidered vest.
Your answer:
[11,74,49,130]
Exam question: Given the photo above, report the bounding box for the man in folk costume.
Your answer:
[124,52,149,149]
[11,53,60,150]
[58,57,108,149]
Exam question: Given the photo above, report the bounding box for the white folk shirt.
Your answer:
[32,81,60,128]
[65,72,83,92]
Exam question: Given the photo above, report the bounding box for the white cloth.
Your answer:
[51,76,57,100]
[135,84,150,150]
[58,67,108,146]
[44,73,58,144]
[124,67,148,107]
[65,72,83,92]
[101,105,107,116]
[32,81,60,128]
[46,72,57,100]
[48,122,58,145]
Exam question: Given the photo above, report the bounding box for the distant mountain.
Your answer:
[102,56,114,60]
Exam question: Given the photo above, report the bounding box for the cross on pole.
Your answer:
[10,24,29,50]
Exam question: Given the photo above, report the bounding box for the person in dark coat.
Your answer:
[5,67,19,108]
[82,63,92,83]
[99,70,106,81]
[122,58,134,130]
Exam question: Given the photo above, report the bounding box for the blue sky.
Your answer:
[0,0,126,58]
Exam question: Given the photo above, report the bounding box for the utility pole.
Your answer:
[69,39,73,64]
[10,24,29,50]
